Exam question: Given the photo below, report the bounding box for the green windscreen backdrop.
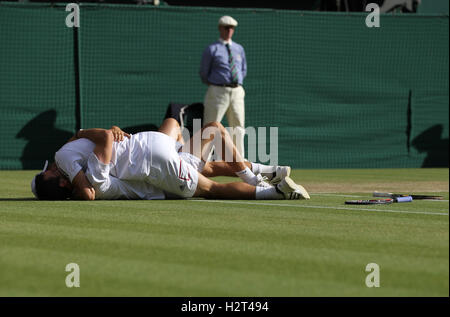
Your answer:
[0,3,448,169]
[418,0,449,14]
[0,3,76,169]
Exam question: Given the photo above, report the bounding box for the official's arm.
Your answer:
[241,47,247,80]
[199,46,213,85]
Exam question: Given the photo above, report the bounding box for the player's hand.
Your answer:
[109,126,130,142]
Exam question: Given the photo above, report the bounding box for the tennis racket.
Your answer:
[345,199,393,205]
[373,191,443,200]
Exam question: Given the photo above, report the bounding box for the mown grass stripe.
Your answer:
[191,200,449,216]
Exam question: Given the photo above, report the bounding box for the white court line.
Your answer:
[311,193,366,198]
[190,200,449,216]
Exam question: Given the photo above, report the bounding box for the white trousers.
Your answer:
[203,85,246,157]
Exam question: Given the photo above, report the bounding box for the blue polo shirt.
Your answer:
[199,39,247,86]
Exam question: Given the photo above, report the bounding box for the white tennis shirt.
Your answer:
[86,132,167,200]
[54,134,165,200]
[54,138,95,182]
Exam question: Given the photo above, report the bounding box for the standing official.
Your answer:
[199,15,247,158]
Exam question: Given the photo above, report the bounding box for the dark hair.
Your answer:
[34,173,71,200]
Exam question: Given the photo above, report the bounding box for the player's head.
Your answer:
[31,161,72,200]
[218,16,237,41]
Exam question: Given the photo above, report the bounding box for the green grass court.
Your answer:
[0,168,448,296]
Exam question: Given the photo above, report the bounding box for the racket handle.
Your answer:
[395,196,413,203]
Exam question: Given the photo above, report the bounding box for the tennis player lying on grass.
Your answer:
[31,119,310,201]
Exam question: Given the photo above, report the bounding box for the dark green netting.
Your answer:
[0,3,76,169]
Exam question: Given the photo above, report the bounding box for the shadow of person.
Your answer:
[412,124,449,167]
[16,110,73,169]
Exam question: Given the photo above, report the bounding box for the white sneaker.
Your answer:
[276,176,310,200]
[263,166,291,185]
[255,174,272,188]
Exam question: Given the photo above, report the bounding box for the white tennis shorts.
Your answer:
[178,152,205,173]
[148,132,199,199]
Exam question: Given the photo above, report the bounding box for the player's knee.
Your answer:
[201,123,224,143]
[206,121,229,138]
[203,121,223,131]
[200,163,214,177]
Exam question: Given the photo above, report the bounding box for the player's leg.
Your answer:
[199,121,246,164]
[201,160,290,185]
[177,121,289,184]
[249,163,291,185]
[193,171,310,200]
[178,152,276,186]
[193,172,255,199]
[201,161,252,177]
[183,121,264,186]
[150,144,254,200]
[158,118,184,144]
[152,137,309,200]
[193,122,278,177]
[186,121,285,185]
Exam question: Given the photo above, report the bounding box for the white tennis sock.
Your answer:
[251,162,276,175]
[255,186,284,200]
[235,167,258,185]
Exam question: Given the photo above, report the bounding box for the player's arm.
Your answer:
[76,129,114,164]
[65,128,108,145]
[71,169,96,201]
[67,130,113,201]
[76,127,130,197]
[69,126,130,144]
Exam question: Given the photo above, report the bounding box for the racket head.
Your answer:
[345,199,393,205]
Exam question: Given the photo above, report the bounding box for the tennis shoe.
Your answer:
[276,176,310,200]
[255,174,272,188]
[263,166,291,185]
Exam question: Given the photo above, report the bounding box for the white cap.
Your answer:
[31,160,48,198]
[218,16,238,27]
